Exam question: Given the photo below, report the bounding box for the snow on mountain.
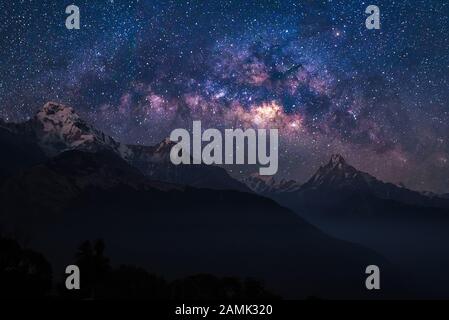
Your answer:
[240,154,449,209]
[2,102,169,172]
[128,139,251,192]
[18,102,133,159]
[281,154,449,209]
[302,154,377,190]
[128,138,175,165]
[244,174,301,195]
[1,102,250,192]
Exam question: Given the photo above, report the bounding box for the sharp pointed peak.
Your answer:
[329,154,346,165]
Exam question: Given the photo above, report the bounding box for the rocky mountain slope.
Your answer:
[1,102,249,192]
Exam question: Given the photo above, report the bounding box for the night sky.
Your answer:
[1,0,448,192]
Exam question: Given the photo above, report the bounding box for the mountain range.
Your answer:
[244,154,449,299]
[0,102,249,192]
[244,174,302,195]
[246,153,449,213]
[2,102,449,298]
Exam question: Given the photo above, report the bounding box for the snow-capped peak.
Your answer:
[304,154,376,190]
[30,102,132,159]
[35,102,94,148]
[244,173,301,194]
[38,102,78,121]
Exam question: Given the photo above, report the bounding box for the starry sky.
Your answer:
[1,0,449,192]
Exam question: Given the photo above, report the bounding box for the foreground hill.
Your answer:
[0,148,402,299]
[244,155,449,298]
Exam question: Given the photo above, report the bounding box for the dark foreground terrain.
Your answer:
[0,103,405,299]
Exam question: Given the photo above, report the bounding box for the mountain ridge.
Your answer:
[244,174,301,195]
[2,102,448,202]
[0,137,402,299]
[245,153,449,210]
[1,102,250,192]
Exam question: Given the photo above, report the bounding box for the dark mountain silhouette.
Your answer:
[0,102,415,298]
[128,139,250,192]
[244,155,449,298]
[0,148,402,299]
[0,149,180,215]
[0,120,47,183]
[3,103,449,298]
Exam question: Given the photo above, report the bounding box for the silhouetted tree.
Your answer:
[0,236,52,298]
[59,239,111,299]
[96,265,169,299]
[169,274,280,300]
[57,240,280,300]
[243,278,279,299]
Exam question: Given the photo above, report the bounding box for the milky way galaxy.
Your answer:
[1,0,449,192]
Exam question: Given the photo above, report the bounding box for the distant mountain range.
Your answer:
[244,174,301,195]
[2,102,449,298]
[245,154,449,213]
[0,102,405,299]
[244,154,449,299]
